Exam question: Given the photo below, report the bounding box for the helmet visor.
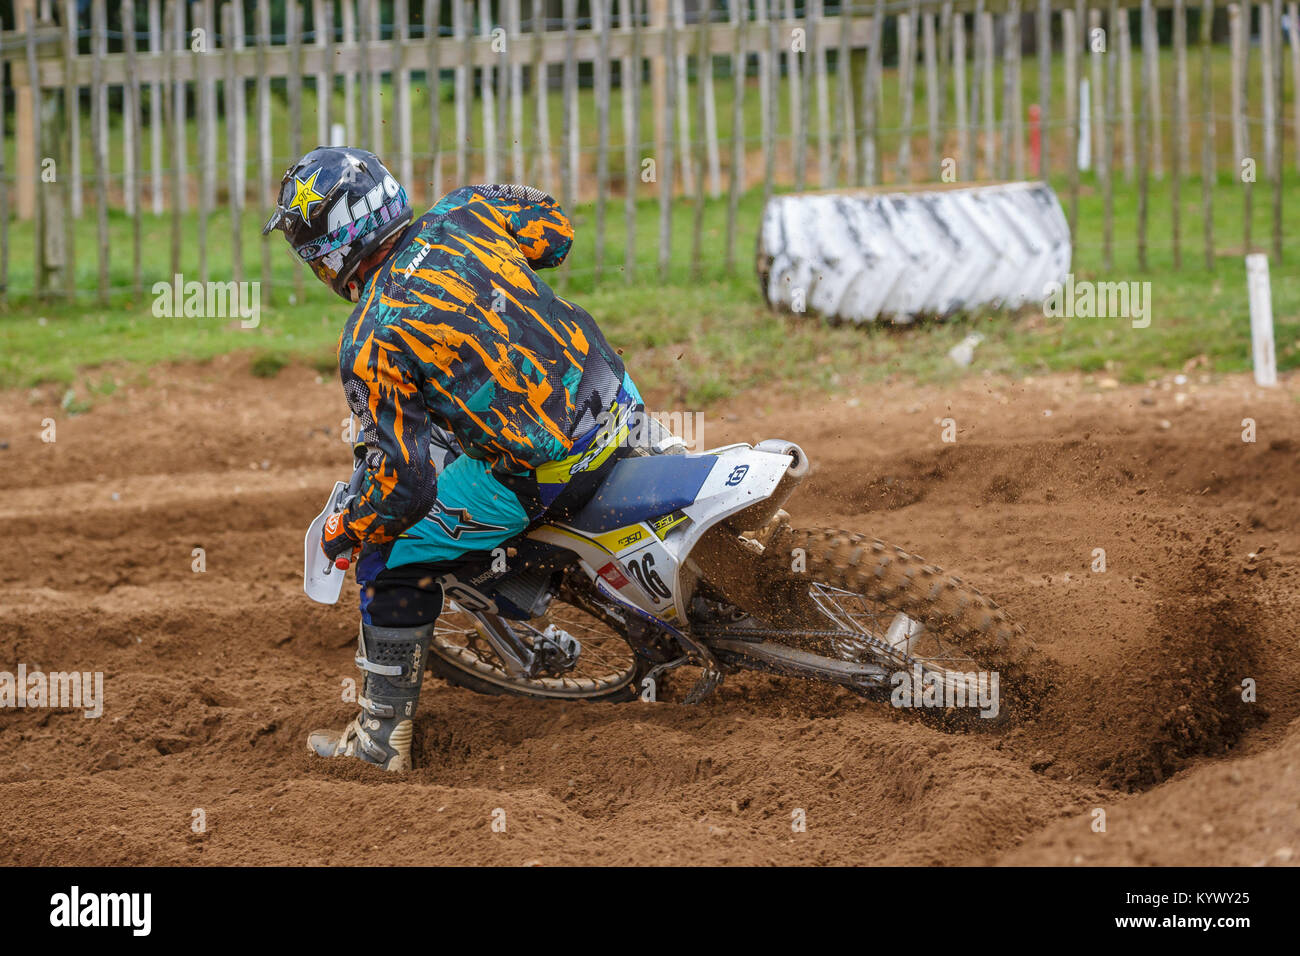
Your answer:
[261,205,287,236]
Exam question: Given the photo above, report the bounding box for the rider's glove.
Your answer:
[321,512,360,570]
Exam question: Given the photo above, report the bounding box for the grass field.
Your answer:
[1,38,1297,405]
[2,168,1296,408]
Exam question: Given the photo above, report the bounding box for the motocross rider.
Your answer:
[262,147,644,770]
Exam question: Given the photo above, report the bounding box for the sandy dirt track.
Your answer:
[2,358,1298,866]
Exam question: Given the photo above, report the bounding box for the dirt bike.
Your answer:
[303,423,1032,716]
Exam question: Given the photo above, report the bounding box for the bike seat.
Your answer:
[567,453,717,533]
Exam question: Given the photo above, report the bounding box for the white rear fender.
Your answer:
[528,441,808,626]
[666,441,807,618]
[678,445,796,532]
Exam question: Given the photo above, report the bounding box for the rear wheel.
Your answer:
[426,593,645,701]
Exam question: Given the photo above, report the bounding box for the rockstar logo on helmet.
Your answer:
[287,169,326,221]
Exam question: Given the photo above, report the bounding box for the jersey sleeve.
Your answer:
[337,329,440,549]
[463,183,575,269]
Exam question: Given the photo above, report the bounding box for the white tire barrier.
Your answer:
[756,181,1072,325]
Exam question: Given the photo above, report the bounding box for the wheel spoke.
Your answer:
[428,599,637,699]
[805,582,982,680]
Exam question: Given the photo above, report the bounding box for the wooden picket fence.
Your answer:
[0,0,1297,303]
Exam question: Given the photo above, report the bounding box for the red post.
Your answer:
[1028,104,1042,177]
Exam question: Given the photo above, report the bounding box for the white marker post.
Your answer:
[1245,254,1278,387]
[330,122,347,147]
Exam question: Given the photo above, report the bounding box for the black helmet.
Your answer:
[261,146,413,301]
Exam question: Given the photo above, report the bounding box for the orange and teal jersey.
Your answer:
[333,184,635,552]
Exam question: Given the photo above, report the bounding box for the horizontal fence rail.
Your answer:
[0,0,1295,304]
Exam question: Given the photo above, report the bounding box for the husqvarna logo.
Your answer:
[725,465,749,486]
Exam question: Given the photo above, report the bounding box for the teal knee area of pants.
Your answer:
[386,453,530,569]
[386,373,640,570]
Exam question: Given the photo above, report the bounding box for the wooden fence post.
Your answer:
[1006,1,1024,180]
[1100,4,1115,269]
[315,0,330,147]
[479,0,499,183]
[862,0,883,185]
[1230,3,1252,253]
[677,0,696,195]
[1201,0,1215,269]
[1289,3,1300,174]
[837,0,857,185]
[813,0,832,187]
[200,0,216,214]
[92,0,109,300]
[923,8,939,178]
[1117,3,1134,181]
[1,5,7,305]
[126,0,143,293]
[704,0,722,197]
[1172,0,1187,268]
[257,0,272,300]
[562,0,578,212]
[757,0,773,195]
[343,0,357,143]
[1137,0,1150,270]
[289,0,304,299]
[508,0,525,184]
[62,0,79,297]
[532,0,554,193]
[1039,0,1052,177]
[596,0,612,278]
[1142,0,1162,178]
[980,6,995,178]
[953,8,968,175]
[367,0,383,154]
[691,3,708,278]
[625,0,642,281]
[899,3,916,183]
[24,7,44,295]
[726,0,745,269]
[781,0,799,191]
[223,1,242,287]
[395,0,413,188]
[169,0,184,280]
[659,0,678,281]
[148,0,163,215]
[233,1,247,204]
[427,0,443,203]
[14,0,35,222]
[1267,0,1283,261]
[1064,5,1079,234]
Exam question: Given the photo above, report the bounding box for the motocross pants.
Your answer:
[357,372,644,628]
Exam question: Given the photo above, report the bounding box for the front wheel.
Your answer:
[694,525,1043,719]
[767,527,1035,667]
